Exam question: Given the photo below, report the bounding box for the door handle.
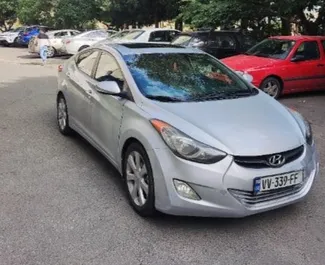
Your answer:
[317,64,325,67]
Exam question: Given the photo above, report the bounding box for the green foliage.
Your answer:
[0,0,18,31]
[17,0,54,25]
[180,0,325,35]
[54,0,101,29]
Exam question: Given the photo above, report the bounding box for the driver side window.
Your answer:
[294,41,320,61]
[95,52,126,90]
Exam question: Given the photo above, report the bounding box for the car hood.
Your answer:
[145,92,304,156]
[222,54,282,71]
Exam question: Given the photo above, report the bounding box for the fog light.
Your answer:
[173,179,201,200]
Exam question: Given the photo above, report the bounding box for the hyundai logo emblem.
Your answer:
[268,154,286,167]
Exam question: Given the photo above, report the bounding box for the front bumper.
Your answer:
[148,143,319,217]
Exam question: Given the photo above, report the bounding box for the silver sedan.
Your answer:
[56,42,320,217]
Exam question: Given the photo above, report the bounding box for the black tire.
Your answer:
[47,46,56,58]
[260,77,283,99]
[13,37,19,47]
[123,142,156,217]
[78,45,89,52]
[57,94,74,136]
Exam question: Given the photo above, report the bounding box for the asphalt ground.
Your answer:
[0,47,324,265]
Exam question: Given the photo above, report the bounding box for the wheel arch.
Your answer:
[260,75,284,89]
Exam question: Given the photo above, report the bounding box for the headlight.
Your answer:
[235,71,253,83]
[150,119,227,164]
[289,109,313,145]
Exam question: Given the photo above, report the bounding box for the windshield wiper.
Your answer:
[146,95,185,102]
[192,90,255,101]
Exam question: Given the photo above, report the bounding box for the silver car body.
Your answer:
[57,42,320,217]
[0,28,24,45]
[63,30,117,55]
[117,28,180,44]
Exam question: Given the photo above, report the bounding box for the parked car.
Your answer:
[56,42,319,218]
[62,30,116,55]
[108,30,131,40]
[18,25,53,46]
[117,28,181,43]
[222,36,325,98]
[28,29,80,57]
[0,26,27,46]
[171,30,257,59]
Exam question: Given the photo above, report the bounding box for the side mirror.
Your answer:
[291,55,305,62]
[96,81,127,98]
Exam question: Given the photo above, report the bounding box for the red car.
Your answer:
[222,36,325,98]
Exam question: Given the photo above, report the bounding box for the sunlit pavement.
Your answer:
[1,47,324,265]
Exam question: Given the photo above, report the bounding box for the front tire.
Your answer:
[260,77,282,99]
[123,142,156,217]
[57,94,74,136]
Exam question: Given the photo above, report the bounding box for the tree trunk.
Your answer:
[281,18,291,35]
[240,19,249,30]
[175,18,183,31]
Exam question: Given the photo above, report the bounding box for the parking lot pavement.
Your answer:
[0,47,325,265]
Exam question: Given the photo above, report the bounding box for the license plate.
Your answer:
[254,171,304,193]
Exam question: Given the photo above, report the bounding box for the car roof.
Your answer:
[128,28,180,33]
[179,30,243,36]
[269,35,325,41]
[96,42,204,55]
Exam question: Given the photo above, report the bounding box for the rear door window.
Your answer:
[149,31,167,42]
[54,31,69,38]
[76,50,99,77]
[209,34,237,49]
[166,31,180,42]
[322,40,325,54]
[294,41,320,60]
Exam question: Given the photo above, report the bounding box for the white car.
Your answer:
[62,30,116,55]
[28,29,80,57]
[0,27,26,47]
[118,28,180,44]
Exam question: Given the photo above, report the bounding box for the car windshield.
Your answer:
[124,53,256,102]
[120,30,144,40]
[245,38,296,59]
[109,31,130,40]
[171,35,192,46]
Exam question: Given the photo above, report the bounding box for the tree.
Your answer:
[54,0,101,29]
[0,0,18,31]
[180,0,325,36]
[17,0,54,26]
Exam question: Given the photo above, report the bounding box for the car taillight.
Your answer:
[66,40,71,44]
[58,65,63,72]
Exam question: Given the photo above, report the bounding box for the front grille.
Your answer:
[233,145,304,169]
[229,182,305,207]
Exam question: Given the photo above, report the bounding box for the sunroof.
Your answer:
[119,43,185,49]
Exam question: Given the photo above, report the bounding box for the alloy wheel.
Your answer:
[126,151,149,207]
[262,81,279,98]
[57,97,67,131]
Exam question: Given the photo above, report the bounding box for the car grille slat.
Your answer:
[233,145,304,169]
[229,183,305,206]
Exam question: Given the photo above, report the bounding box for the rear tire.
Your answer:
[123,142,156,217]
[57,94,74,136]
[78,45,89,52]
[260,77,282,99]
[47,46,56,58]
